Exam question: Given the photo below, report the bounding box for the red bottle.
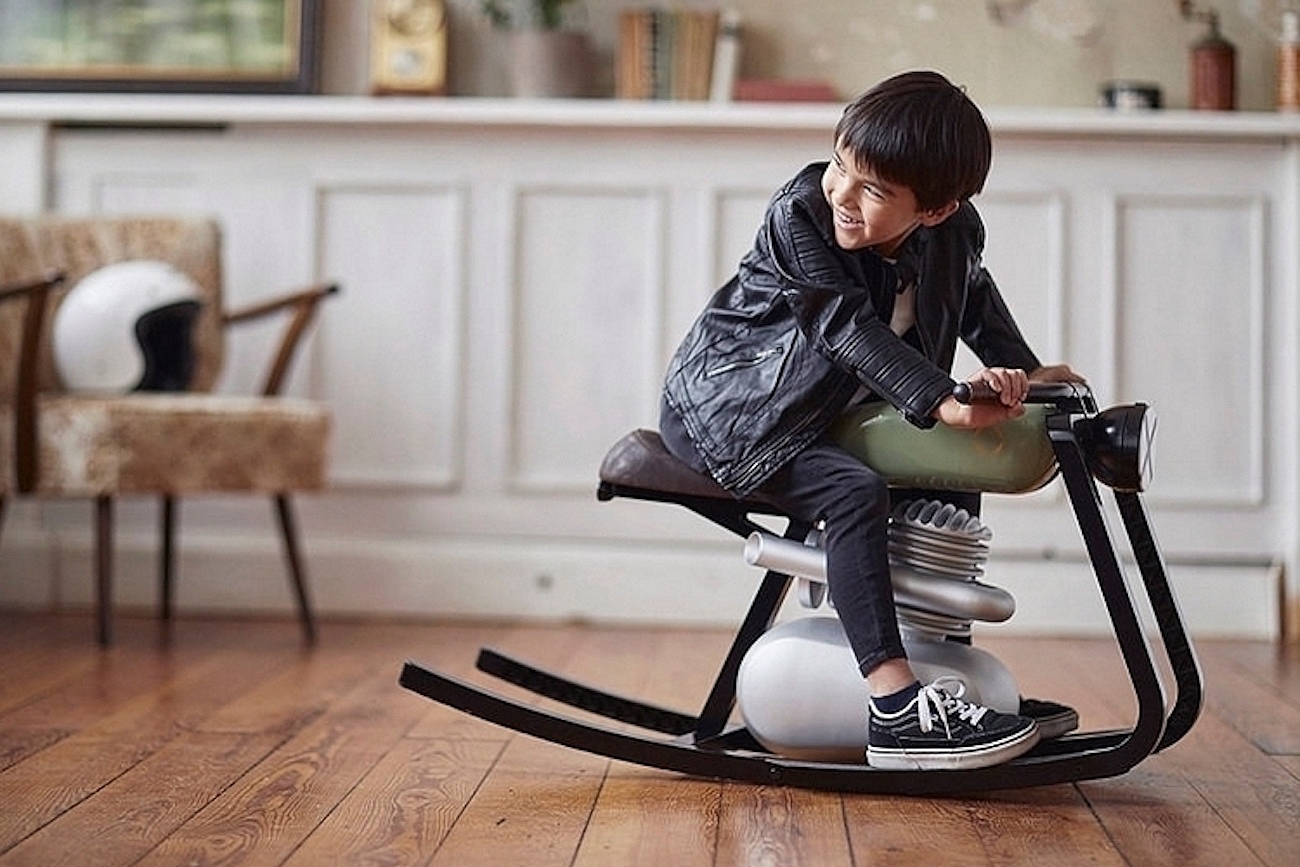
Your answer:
[1191,15,1236,110]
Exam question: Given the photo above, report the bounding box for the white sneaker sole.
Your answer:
[866,723,1041,771]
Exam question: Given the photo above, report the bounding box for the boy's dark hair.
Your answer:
[834,70,992,211]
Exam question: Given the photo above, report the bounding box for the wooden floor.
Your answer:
[0,611,1296,866]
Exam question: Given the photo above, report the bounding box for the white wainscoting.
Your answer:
[0,97,1292,639]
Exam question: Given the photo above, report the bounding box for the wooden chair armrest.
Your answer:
[0,270,63,303]
[1,271,66,493]
[222,282,340,396]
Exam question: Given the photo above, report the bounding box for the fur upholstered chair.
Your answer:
[0,217,337,646]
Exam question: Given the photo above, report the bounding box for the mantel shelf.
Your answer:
[4,93,1300,140]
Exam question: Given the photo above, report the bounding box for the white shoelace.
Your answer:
[915,677,989,737]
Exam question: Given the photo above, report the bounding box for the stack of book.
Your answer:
[618,8,738,101]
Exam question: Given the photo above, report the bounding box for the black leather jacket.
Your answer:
[662,162,1041,496]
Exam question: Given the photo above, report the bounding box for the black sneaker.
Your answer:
[868,678,1040,771]
[1019,696,1079,740]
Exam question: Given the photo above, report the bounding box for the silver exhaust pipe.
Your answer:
[743,530,1015,623]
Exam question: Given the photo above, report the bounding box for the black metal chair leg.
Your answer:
[160,495,176,621]
[96,496,113,647]
[274,494,317,645]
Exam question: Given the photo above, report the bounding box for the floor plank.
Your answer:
[0,648,98,719]
[1277,754,1300,780]
[282,736,504,867]
[716,782,850,867]
[131,661,433,867]
[1196,641,1300,755]
[1154,714,1300,867]
[1076,764,1268,867]
[0,641,291,849]
[422,623,607,867]
[844,794,1010,866]
[425,737,606,867]
[0,731,282,867]
[573,628,724,867]
[573,773,721,867]
[0,611,1297,867]
[992,634,1250,865]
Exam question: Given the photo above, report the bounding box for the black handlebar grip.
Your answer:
[952,381,998,404]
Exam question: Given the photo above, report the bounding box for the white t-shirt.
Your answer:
[850,276,916,405]
[890,281,916,336]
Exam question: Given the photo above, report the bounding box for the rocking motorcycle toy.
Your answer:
[400,382,1203,794]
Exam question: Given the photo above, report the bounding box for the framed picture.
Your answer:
[0,0,321,94]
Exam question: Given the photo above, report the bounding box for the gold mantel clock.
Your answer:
[370,0,447,95]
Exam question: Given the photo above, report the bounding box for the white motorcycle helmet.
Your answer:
[53,260,204,393]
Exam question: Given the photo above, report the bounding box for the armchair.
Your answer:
[0,217,337,646]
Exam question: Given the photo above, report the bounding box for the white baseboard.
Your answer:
[0,528,1280,640]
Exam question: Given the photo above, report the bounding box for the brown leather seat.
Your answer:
[598,428,779,508]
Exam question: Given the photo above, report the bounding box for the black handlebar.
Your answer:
[952,380,1092,406]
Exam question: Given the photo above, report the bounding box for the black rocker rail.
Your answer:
[399,382,1203,795]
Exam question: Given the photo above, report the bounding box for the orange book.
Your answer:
[733,79,839,103]
[617,9,653,99]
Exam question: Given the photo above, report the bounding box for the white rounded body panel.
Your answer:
[735,616,1021,762]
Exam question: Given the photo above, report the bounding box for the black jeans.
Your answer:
[756,440,980,677]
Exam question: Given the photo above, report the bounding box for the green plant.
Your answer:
[480,0,582,31]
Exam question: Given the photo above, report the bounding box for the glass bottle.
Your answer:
[1191,13,1236,111]
[1278,10,1300,111]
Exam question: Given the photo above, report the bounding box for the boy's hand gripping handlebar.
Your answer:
[952,380,1091,406]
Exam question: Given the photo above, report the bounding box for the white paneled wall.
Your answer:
[317,184,466,488]
[0,97,1291,639]
[1115,193,1266,506]
[509,185,665,493]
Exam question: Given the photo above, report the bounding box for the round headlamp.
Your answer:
[1073,403,1156,492]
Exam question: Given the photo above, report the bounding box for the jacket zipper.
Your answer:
[705,346,783,378]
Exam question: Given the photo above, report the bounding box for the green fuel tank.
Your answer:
[829,402,1058,495]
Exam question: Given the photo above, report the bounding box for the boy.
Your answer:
[659,70,1084,771]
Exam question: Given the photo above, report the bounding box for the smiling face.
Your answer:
[821,145,958,257]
